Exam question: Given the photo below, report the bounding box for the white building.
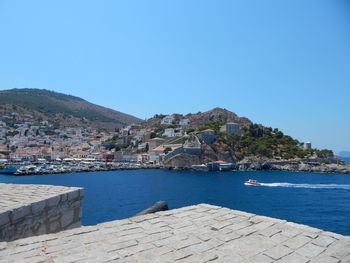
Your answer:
[161,115,175,125]
[304,142,312,149]
[179,119,190,126]
[163,128,175,137]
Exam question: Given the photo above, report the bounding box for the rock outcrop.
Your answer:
[237,160,350,174]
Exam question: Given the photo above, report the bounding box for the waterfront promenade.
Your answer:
[1,203,349,262]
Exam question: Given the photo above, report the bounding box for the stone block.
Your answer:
[49,221,61,233]
[60,193,68,202]
[67,221,80,229]
[36,224,46,235]
[67,190,79,201]
[0,212,10,227]
[31,200,46,214]
[61,210,75,228]
[47,208,60,220]
[11,206,31,222]
[0,184,83,241]
[46,195,61,207]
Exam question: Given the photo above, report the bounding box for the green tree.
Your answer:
[164,147,172,154]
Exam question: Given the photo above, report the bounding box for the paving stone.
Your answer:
[181,252,218,263]
[214,251,244,263]
[259,226,282,237]
[296,242,326,258]
[309,252,340,263]
[227,221,252,231]
[340,254,350,263]
[243,253,273,263]
[169,249,193,261]
[172,237,201,250]
[251,220,275,231]
[324,240,350,258]
[224,239,265,258]
[269,233,291,244]
[241,234,275,250]
[235,225,258,236]
[283,235,312,250]
[276,252,309,263]
[302,231,319,239]
[196,232,213,242]
[311,235,336,247]
[263,245,293,260]
[217,231,241,242]
[279,226,303,238]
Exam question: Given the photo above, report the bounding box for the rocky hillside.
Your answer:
[143,107,252,128]
[186,107,252,127]
[0,89,141,130]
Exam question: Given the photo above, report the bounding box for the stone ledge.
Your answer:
[0,183,83,241]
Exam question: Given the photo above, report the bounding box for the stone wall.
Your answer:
[0,183,83,241]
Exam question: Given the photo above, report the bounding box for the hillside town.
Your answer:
[0,110,238,163]
[1,107,347,174]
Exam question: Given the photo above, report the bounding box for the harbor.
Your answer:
[1,158,350,176]
[0,162,160,176]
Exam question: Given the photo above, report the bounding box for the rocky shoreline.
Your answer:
[7,160,350,176]
[235,161,350,174]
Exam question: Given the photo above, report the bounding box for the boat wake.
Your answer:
[259,183,350,190]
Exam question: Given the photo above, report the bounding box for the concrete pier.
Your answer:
[0,203,349,262]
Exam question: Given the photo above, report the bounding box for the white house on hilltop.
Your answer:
[163,128,175,137]
[161,115,175,125]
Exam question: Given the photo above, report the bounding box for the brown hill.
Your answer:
[0,89,141,130]
[142,107,252,128]
[185,107,252,127]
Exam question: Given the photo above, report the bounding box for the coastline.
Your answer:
[235,160,350,175]
[5,160,350,176]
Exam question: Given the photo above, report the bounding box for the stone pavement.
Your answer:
[0,204,349,263]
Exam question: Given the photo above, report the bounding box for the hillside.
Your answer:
[186,107,252,127]
[136,108,335,164]
[0,89,141,130]
[142,107,252,128]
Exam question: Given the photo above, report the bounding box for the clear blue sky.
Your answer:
[0,0,349,153]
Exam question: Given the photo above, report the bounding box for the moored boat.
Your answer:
[244,179,261,186]
[0,164,17,174]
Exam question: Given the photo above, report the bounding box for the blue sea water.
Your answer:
[0,170,349,235]
[342,157,350,164]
